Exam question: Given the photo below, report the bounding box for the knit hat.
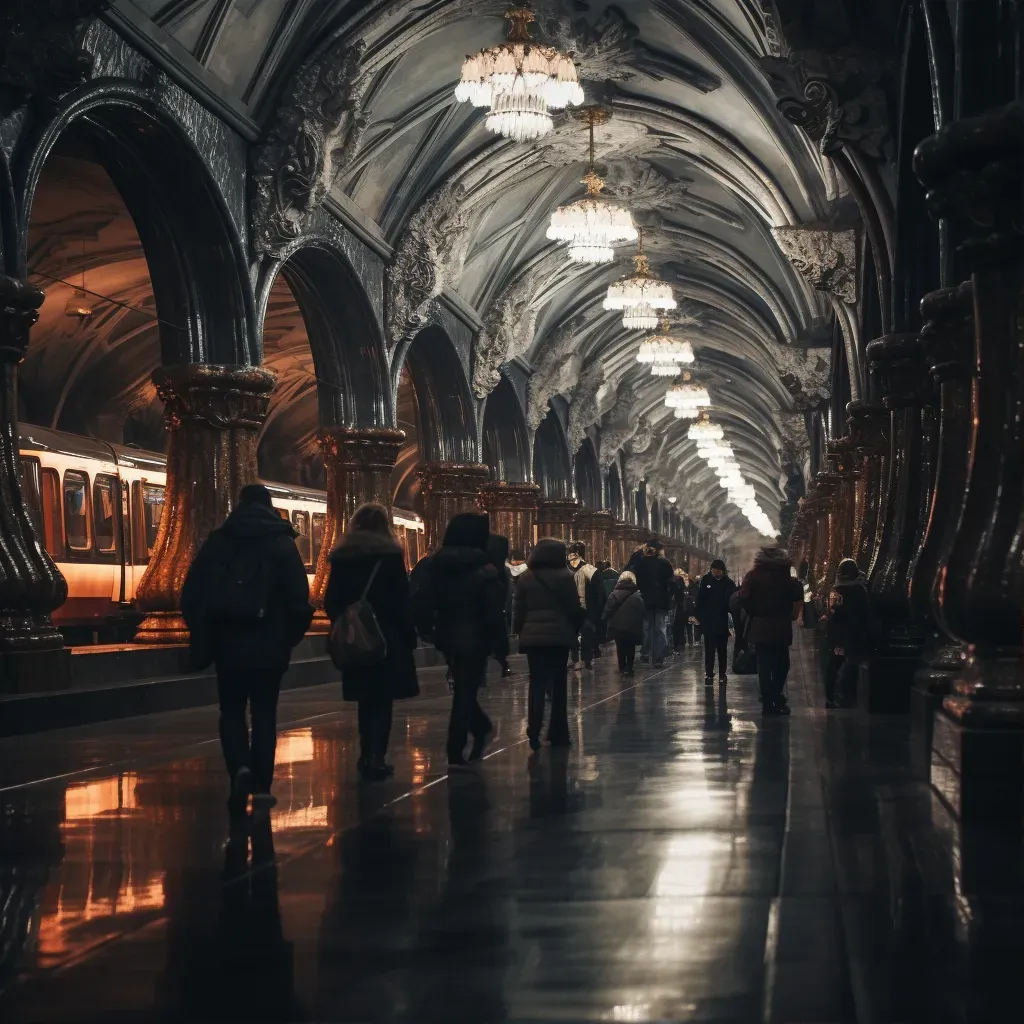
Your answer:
[710,558,726,571]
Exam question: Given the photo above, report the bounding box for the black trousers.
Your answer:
[673,616,694,647]
[703,633,729,678]
[216,668,282,793]
[614,638,635,672]
[824,652,859,707]
[526,646,570,745]
[756,644,791,706]
[448,654,492,761]
[357,697,393,762]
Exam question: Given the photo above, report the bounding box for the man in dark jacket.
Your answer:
[512,538,585,748]
[694,558,737,685]
[738,547,804,715]
[182,484,313,810]
[634,539,674,666]
[413,513,508,767]
[824,558,874,708]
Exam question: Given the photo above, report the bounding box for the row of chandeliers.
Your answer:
[455,4,774,535]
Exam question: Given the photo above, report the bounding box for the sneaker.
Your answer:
[527,735,541,752]
[447,757,474,773]
[359,763,390,781]
[251,791,277,808]
[469,726,494,761]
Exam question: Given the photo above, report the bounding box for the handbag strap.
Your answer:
[359,559,382,601]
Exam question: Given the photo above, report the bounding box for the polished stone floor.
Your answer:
[1,638,1023,1023]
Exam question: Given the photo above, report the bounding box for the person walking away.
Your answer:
[506,547,528,634]
[486,533,514,678]
[412,514,508,768]
[567,542,598,668]
[824,558,874,708]
[687,573,702,645]
[634,539,674,666]
[324,503,419,781]
[585,560,610,656]
[694,558,737,685]
[182,484,314,811]
[738,547,804,715]
[799,560,816,629]
[598,560,620,599]
[670,569,694,650]
[601,570,645,675]
[512,538,584,750]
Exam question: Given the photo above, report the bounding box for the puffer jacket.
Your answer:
[602,578,645,643]
[513,538,584,648]
[738,547,804,647]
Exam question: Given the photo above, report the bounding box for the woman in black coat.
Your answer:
[512,538,584,750]
[324,503,419,781]
[602,570,645,675]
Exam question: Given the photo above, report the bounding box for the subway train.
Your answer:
[17,424,424,642]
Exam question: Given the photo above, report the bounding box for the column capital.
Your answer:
[417,462,490,497]
[476,481,541,512]
[866,333,927,409]
[770,224,859,304]
[0,274,44,364]
[318,426,406,468]
[154,363,276,430]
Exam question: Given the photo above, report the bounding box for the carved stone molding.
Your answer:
[770,342,831,410]
[386,181,472,348]
[527,314,586,433]
[0,0,108,114]
[250,37,367,259]
[473,273,538,399]
[777,411,810,469]
[566,363,603,456]
[760,48,894,161]
[771,225,858,303]
[599,385,640,469]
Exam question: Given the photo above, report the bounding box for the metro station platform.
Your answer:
[0,639,1021,1023]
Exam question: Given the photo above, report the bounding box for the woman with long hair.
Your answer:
[325,503,419,780]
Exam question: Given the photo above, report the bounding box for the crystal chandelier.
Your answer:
[664,372,710,418]
[603,229,676,330]
[547,107,637,263]
[636,319,695,368]
[455,4,584,142]
[650,360,680,377]
[687,413,723,442]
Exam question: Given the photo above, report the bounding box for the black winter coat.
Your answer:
[181,502,314,677]
[324,530,419,702]
[513,539,584,648]
[738,555,804,647]
[694,573,738,635]
[826,577,875,659]
[602,581,645,643]
[634,553,675,610]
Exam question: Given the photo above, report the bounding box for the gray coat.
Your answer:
[512,539,584,649]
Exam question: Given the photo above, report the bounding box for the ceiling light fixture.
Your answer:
[603,228,676,330]
[636,318,695,371]
[64,238,95,320]
[546,107,637,263]
[455,4,584,142]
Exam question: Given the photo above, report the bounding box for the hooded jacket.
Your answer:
[826,570,875,658]
[513,538,585,648]
[324,528,419,702]
[738,547,804,647]
[416,513,508,662]
[694,571,738,635]
[602,573,645,642]
[634,550,674,610]
[181,500,313,676]
[567,552,597,608]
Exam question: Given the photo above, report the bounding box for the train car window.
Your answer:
[63,470,91,552]
[93,474,118,553]
[41,469,63,556]
[274,506,289,521]
[292,511,311,568]
[141,483,164,555]
[18,456,44,544]
[311,512,325,570]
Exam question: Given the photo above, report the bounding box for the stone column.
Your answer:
[536,497,579,544]
[476,481,540,555]
[134,365,276,643]
[826,436,860,561]
[846,400,888,571]
[860,334,929,711]
[310,427,406,625]
[915,101,1024,821]
[573,509,614,565]
[908,283,974,775]
[609,520,633,569]
[0,275,69,691]
[416,462,490,554]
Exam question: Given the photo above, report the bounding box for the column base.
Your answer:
[857,645,922,713]
[1,646,71,693]
[134,612,190,645]
[909,643,966,779]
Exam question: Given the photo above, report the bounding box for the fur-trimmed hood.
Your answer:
[329,528,403,561]
[753,546,793,571]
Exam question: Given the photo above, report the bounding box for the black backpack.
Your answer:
[328,560,387,669]
[208,536,272,624]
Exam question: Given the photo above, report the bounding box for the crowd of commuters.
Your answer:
[182,488,878,809]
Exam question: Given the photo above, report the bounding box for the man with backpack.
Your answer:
[410,514,509,768]
[182,484,314,811]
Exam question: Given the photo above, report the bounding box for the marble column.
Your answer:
[908,283,974,775]
[135,364,276,644]
[915,101,1024,821]
[0,275,69,691]
[861,334,928,711]
[416,462,490,554]
[573,509,614,565]
[476,482,541,555]
[309,427,406,627]
[846,400,888,572]
[536,497,579,544]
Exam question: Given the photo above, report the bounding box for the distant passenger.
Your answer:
[506,547,529,633]
[602,569,645,676]
[486,533,514,677]
[694,558,737,686]
[634,538,674,666]
[823,557,874,708]
[182,483,313,812]
[566,541,597,668]
[513,538,584,749]
[737,547,804,715]
[412,514,508,768]
[324,503,419,781]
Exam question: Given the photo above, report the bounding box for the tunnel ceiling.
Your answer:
[30,1,840,547]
